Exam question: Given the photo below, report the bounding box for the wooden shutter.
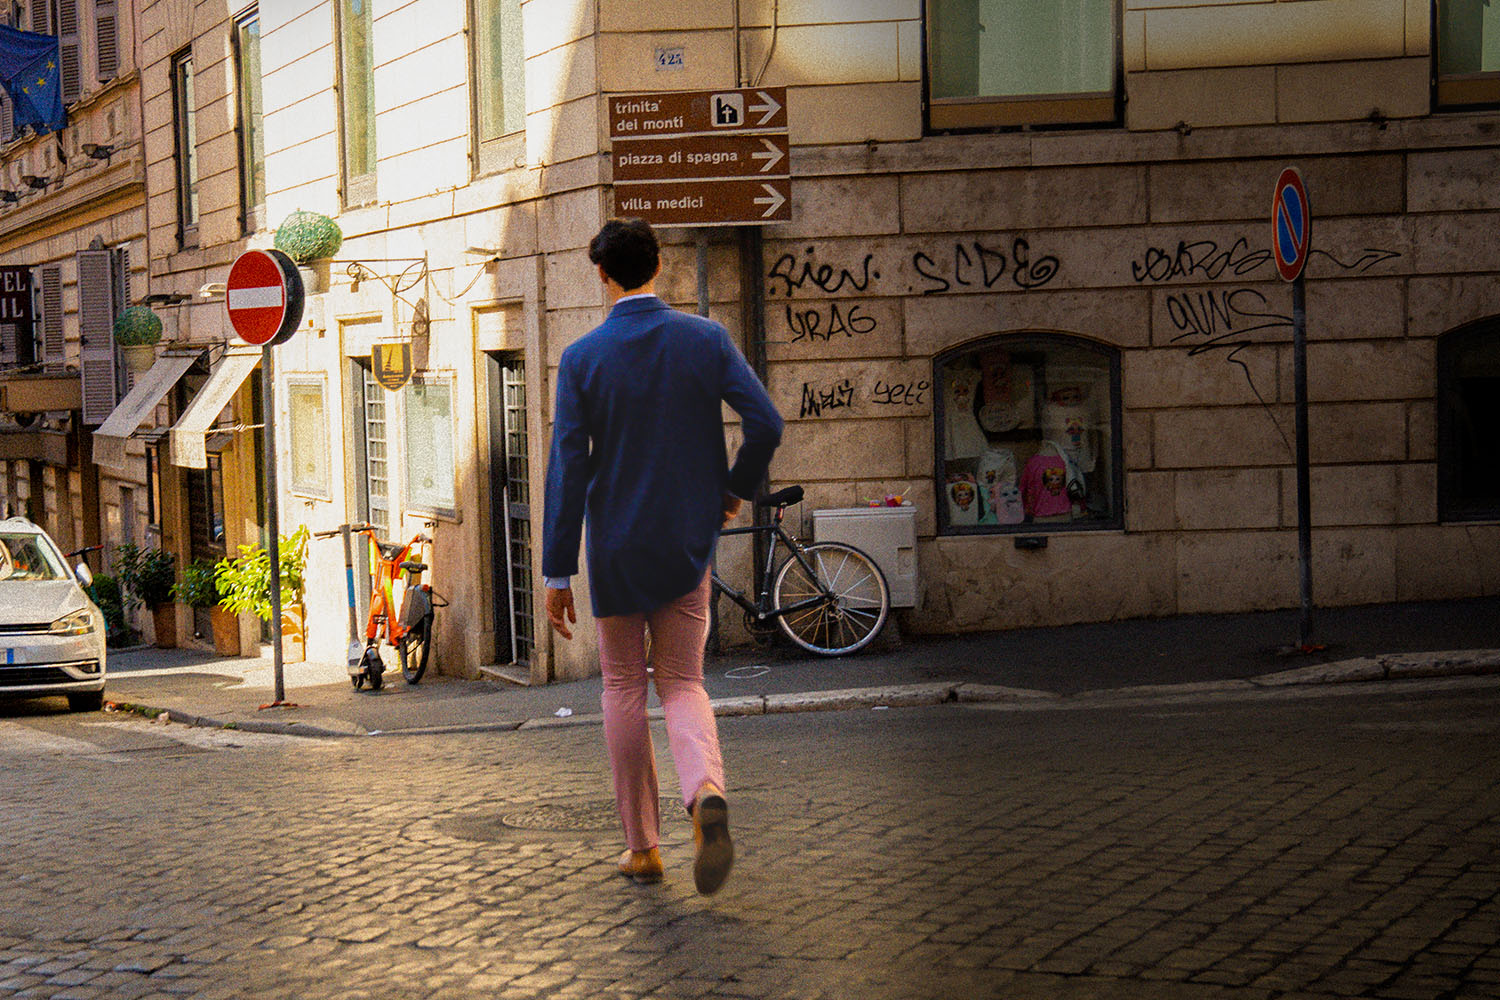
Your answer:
[38,265,63,373]
[0,6,10,142]
[77,248,117,424]
[30,0,48,32]
[95,0,118,81]
[57,0,80,104]
[0,325,15,365]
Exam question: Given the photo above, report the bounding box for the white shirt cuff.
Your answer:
[544,576,571,590]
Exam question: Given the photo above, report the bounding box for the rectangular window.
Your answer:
[471,0,525,174]
[145,443,162,529]
[926,0,1116,130]
[337,0,376,206]
[235,9,266,231]
[287,378,330,498]
[404,374,455,514]
[1438,325,1500,520]
[171,48,199,246]
[1436,0,1500,107]
[935,336,1122,534]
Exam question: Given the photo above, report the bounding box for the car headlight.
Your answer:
[49,608,99,636]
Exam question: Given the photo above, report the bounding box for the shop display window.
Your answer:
[934,335,1121,534]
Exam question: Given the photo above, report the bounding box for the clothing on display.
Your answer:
[1040,382,1098,472]
[1020,451,1072,519]
[976,350,1034,432]
[945,472,982,526]
[976,447,1021,525]
[943,365,988,460]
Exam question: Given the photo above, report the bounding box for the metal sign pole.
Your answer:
[262,344,285,704]
[1292,274,1313,648]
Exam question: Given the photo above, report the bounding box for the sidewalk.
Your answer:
[102,594,1500,737]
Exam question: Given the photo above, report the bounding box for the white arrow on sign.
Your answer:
[753,183,786,218]
[750,90,782,126]
[752,138,784,173]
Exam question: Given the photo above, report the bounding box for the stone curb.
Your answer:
[105,649,1500,739]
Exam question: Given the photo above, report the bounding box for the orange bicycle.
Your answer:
[314,523,440,690]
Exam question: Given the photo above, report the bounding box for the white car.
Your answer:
[0,517,107,712]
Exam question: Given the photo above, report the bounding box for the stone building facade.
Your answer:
[6,0,1498,682]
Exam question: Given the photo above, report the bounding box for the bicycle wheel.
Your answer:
[773,542,889,656]
[398,614,432,684]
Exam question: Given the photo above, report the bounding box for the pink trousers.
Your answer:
[595,571,725,852]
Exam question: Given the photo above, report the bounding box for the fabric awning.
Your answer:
[92,350,204,470]
[170,348,260,469]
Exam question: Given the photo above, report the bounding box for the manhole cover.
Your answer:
[500,798,679,832]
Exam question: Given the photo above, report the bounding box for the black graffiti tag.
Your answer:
[786,302,879,343]
[870,380,929,407]
[768,248,878,297]
[1130,238,1272,283]
[799,379,856,418]
[912,238,1059,294]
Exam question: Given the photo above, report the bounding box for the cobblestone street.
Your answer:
[1,676,1498,999]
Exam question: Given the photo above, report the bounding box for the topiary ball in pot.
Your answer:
[113,306,163,346]
[274,210,343,264]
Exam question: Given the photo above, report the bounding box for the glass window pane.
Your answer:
[173,53,198,228]
[476,0,525,140]
[929,0,1113,100]
[937,337,1118,533]
[404,377,455,512]
[340,0,376,180]
[288,382,329,496]
[1438,0,1500,75]
[237,13,265,212]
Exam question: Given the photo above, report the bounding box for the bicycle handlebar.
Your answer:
[313,523,377,539]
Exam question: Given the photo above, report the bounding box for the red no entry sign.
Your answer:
[1272,167,1311,283]
[226,249,304,346]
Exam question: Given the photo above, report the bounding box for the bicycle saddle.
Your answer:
[756,485,804,508]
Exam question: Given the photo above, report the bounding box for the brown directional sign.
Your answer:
[610,87,790,227]
[609,87,787,138]
[614,178,790,226]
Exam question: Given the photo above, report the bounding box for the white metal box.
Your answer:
[810,506,918,608]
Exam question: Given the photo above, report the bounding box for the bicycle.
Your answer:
[713,485,890,656]
[313,523,440,690]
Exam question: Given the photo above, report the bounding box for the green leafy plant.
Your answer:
[113,544,176,609]
[170,559,221,609]
[273,210,343,264]
[88,573,135,647]
[213,526,309,621]
[113,306,163,346]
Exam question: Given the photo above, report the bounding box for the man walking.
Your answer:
[542,219,784,894]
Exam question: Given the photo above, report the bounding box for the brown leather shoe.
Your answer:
[617,847,663,884]
[692,784,733,895]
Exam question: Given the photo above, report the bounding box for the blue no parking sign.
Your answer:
[1273,167,1311,282]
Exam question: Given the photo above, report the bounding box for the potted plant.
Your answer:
[171,559,236,655]
[273,210,342,294]
[113,543,177,648]
[113,306,163,376]
[88,573,135,648]
[213,526,310,661]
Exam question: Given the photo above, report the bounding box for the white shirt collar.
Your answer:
[615,292,657,304]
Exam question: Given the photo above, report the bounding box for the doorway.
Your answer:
[486,352,534,667]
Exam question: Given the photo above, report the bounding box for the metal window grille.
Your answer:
[501,359,533,664]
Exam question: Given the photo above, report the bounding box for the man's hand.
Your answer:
[722,492,743,526]
[546,586,576,640]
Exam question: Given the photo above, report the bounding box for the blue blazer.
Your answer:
[542,296,784,618]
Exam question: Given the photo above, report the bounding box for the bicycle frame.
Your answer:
[357,528,430,646]
[712,512,830,624]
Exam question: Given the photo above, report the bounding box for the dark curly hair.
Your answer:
[589,218,660,291]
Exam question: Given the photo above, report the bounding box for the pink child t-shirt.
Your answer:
[1020,453,1072,518]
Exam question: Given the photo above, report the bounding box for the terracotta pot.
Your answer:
[280,603,306,663]
[150,604,177,649]
[210,605,241,657]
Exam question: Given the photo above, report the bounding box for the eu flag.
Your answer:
[0,25,65,135]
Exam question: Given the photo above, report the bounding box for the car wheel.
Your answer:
[68,691,104,713]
